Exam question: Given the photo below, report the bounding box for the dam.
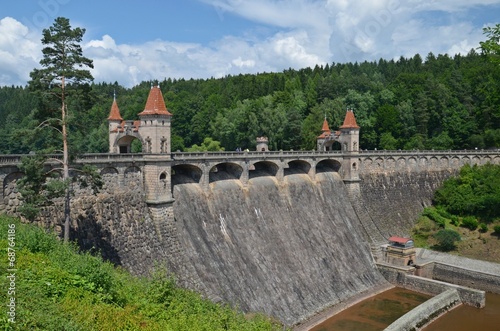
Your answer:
[173,172,386,324]
[1,86,500,327]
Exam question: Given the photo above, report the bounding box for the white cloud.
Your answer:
[0,17,40,86]
[0,0,498,87]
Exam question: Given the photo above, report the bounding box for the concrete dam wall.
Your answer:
[172,172,387,325]
[351,170,457,243]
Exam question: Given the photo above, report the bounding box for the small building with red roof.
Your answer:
[384,236,416,266]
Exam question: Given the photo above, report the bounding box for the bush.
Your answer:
[422,207,448,228]
[494,225,500,236]
[434,229,461,251]
[461,216,479,231]
[480,223,488,233]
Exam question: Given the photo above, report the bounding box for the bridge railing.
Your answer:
[1,149,498,165]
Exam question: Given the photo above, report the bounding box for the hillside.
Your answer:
[0,51,499,154]
[0,215,283,331]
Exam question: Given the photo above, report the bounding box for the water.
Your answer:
[309,287,430,331]
[424,292,500,330]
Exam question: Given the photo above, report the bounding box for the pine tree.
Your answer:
[28,17,94,243]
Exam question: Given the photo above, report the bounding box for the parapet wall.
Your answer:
[433,263,500,295]
[377,263,485,307]
[384,289,461,331]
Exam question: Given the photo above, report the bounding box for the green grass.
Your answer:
[0,215,284,331]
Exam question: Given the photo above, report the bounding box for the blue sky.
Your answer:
[1,0,499,87]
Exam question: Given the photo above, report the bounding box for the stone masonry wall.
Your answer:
[355,170,457,242]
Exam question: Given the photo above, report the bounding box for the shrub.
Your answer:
[422,207,448,228]
[461,216,479,231]
[434,229,461,251]
[479,223,488,233]
[494,225,500,236]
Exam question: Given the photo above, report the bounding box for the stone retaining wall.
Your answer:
[433,263,500,295]
[384,289,461,331]
[377,263,485,307]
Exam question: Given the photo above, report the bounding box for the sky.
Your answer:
[1,0,499,88]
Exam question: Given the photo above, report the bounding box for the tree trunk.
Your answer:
[62,76,71,243]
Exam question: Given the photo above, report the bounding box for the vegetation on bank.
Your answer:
[0,215,283,331]
[412,164,500,258]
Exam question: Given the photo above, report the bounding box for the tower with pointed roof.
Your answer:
[107,85,172,154]
[338,109,360,181]
[138,84,173,154]
[107,93,123,153]
[317,109,360,181]
[338,109,360,153]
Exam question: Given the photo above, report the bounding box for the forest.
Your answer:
[0,50,499,154]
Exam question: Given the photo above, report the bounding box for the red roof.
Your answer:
[339,110,359,129]
[107,98,123,121]
[138,85,172,117]
[317,118,331,138]
[321,118,330,132]
[388,236,413,244]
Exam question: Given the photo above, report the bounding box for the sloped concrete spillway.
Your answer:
[173,171,388,325]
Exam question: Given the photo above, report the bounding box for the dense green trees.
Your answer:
[1,25,500,153]
[433,164,500,221]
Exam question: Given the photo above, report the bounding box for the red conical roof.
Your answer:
[321,117,330,132]
[317,117,332,139]
[138,85,172,116]
[340,110,359,129]
[107,97,123,121]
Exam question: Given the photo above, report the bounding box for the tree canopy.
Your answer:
[1,23,500,154]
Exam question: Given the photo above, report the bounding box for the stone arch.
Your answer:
[124,166,141,176]
[285,160,311,176]
[472,156,481,166]
[450,157,461,169]
[172,164,202,185]
[418,156,428,169]
[249,161,279,179]
[374,157,384,172]
[316,159,341,173]
[115,134,142,154]
[386,157,396,171]
[209,162,243,183]
[407,157,417,170]
[482,156,492,165]
[100,167,119,176]
[396,157,406,171]
[362,158,373,173]
[428,157,439,169]
[439,156,449,168]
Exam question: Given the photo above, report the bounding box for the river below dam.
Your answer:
[309,289,500,330]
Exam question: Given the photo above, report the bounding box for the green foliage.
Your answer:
[16,154,67,221]
[494,225,500,236]
[2,46,500,154]
[480,23,500,65]
[479,223,488,233]
[433,164,500,221]
[422,207,447,228]
[461,216,479,231]
[0,215,283,331]
[186,137,225,152]
[434,229,461,251]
